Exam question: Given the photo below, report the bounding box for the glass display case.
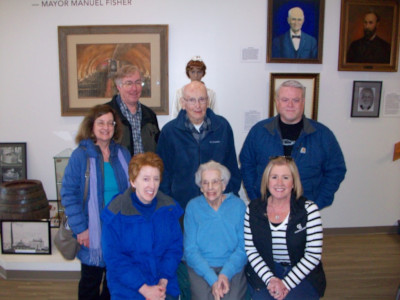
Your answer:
[53,148,73,216]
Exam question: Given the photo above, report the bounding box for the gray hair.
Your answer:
[195,160,231,188]
[113,65,143,86]
[276,80,306,99]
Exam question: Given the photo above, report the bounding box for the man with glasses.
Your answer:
[106,64,160,156]
[240,80,346,209]
[156,81,241,209]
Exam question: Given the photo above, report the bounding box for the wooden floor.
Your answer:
[0,233,399,300]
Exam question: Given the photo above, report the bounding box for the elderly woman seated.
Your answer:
[184,160,247,300]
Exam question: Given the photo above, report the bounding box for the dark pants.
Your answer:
[249,262,319,300]
[79,263,110,300]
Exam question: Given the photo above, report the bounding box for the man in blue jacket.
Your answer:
[156,81,241,209]
[240,80,346,209]
[272,7,318,59]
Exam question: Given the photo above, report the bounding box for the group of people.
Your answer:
[61,56,346,300]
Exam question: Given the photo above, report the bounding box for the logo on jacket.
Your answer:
[209,140,221,144]
[294,223,306,234]
[300,147,306,154]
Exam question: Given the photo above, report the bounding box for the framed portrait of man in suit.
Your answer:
[267,0,325,64]
[338,0,399,72]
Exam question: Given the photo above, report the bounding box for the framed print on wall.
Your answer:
[1,220,51,255]
[267,0,325,63]
[58,25,169,116]
[269,73,320,120]
[338,0,399,72]
[0,143,27,183]
[351,81,382,117]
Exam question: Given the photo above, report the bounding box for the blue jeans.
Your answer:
[249,262,319,300]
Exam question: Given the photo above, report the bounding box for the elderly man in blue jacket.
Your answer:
[240,80,346,209]
[156,81,241,209]
[272,6,318,59]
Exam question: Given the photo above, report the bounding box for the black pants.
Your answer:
[79,263,110,300]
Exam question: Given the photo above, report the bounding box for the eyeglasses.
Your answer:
[121,80,143,88]
[95,121,116,127]
[201,179,223,187]
[269,156,293,162]
[183,97,208,105]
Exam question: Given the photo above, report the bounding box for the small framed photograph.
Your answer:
[1,220,51,255]
[338,0,399,72]
[48,200,60,228]
[351,81,382,117]
[267,0,325,63]
[269,73,320,120]
[0,143,27,183]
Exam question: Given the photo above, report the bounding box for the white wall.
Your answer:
[0,0,399,228]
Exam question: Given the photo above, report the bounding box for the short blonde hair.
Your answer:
[260,156,303,200]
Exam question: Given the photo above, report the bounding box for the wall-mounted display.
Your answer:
[338,0,399,72]
[267,0,325,64]
[1,220,51,255]
[269,73,320,121]
[58,25,169,116]
[0,143,27,183]
[351,81,382,117]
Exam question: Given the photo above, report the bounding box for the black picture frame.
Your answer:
[338,0,399,72]
[0,143,27,183]
[351,81,382,117]
[267,0,325,63]
[1,220,51,255]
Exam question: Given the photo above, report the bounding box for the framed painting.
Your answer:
[1,220,51,255]
[351,81,382,117]
[267,0,325,63]
[269,73,320,120]
[338,0,399,72]
[0,143,27,183]
[58,25,169,116]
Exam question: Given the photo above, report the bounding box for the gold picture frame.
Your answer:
[338,0,399,72]
[58,25,169,116]
[269,73,319,120]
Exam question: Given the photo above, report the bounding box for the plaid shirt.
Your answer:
[184,114,211,143]
[117,95,144,155]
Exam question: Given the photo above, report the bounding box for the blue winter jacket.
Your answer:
[61,139,131,266]
[156,108,241,209]
[239,116,346,209]
[101,188,183,300]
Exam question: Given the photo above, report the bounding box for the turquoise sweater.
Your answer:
[183,193,247,286]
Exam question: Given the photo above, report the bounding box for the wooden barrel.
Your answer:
[0,180,50,220]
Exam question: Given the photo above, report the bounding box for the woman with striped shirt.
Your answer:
[244,156,326,300]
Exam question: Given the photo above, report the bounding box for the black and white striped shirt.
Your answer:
[244,200,323,290]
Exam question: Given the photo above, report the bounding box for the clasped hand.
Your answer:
[211,274,230,300]
[267,277,289,300]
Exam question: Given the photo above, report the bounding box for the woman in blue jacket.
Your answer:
[61,104,131,300]
[102,152,183,300]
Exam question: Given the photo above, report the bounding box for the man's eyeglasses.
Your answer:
[121,80,143,88]
[183,97,208,105]
[95,121,116,128]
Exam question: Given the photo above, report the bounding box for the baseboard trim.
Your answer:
[0,266,80,281]
[325,225,398,235]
